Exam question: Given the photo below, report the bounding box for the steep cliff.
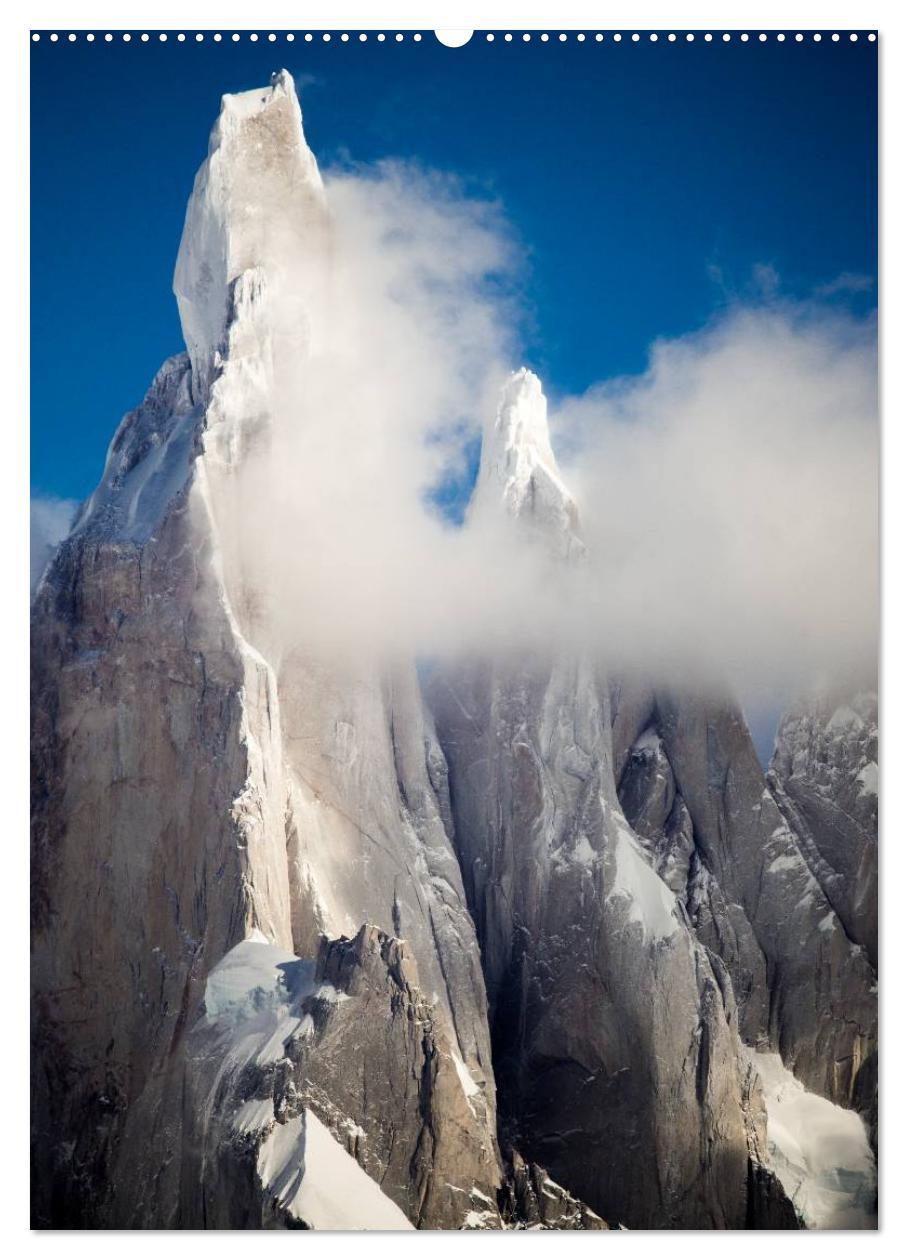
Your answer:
[31,72,498,1229]
[615,689,877,1114]
[768,691,878,968]
[428,371,790,1229]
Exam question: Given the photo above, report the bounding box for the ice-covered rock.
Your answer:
[31,73,497,1230]
[174,69,327,404]
[470,368,584,562]
[71,353,198,543]
[428,377,774,1229]
[614,685,877,1115]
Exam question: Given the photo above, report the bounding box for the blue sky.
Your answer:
[31,32,877,507]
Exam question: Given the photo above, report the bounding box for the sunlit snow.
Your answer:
[257,1109,413,1230]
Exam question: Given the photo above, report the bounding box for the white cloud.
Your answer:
[813,272,875,299]
[30,496,77,594]
[218,161,524,662]
[552,301,878,695]
[204,158,877,701]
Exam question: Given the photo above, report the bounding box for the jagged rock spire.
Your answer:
[174,69,328,403]
[470,367,583,559]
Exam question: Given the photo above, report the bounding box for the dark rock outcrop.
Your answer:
[500,1151,609,1230]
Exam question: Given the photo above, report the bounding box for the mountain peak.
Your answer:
[471,368,583,555]
[174,70,327,402]
[494,367,554,468]
[213,68,305,141]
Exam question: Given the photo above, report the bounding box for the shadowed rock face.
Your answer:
[615,687,877,1117]
[430,647,776,1229]
[31,430,272,1228]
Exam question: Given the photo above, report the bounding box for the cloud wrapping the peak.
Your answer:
[219,161,528,660]
[212,153,877,699]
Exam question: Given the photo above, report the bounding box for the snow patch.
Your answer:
[312,983,350,1005]
[745,1049,876,1229]
[632,727,662,754]
[450,1048,480,1105]
[608,824,680,941]
[463,1208,499,1229]
[857,762,878,798]
[204,938,299,1021]
[232,1096,276,1135]
[826,706,861,733]
[553,833,599,869]
[572,834,598,865]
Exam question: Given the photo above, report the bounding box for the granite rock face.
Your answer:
[767,690,878,1146]
[615,689,877,1113]
[181,925,499,1229]
[431,654,762,1229]
[428,372,778,1230]
[31,423,271,1227]
[31,73,498,1230]
[768,691,878,968]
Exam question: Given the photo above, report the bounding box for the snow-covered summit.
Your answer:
[470,368,583,558]
[174,69,328,403]
[215,69,304,130]
[52,72,329,550]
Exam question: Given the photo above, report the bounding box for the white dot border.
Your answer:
[29,29,881,46]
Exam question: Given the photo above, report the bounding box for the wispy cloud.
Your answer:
[813,271,875,299]
[31,496,77,594]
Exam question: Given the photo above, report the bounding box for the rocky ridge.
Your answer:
[31,71,498,1230]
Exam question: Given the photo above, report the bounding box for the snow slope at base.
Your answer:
[744,1049,876,1229]
[258,1109,414,1230]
